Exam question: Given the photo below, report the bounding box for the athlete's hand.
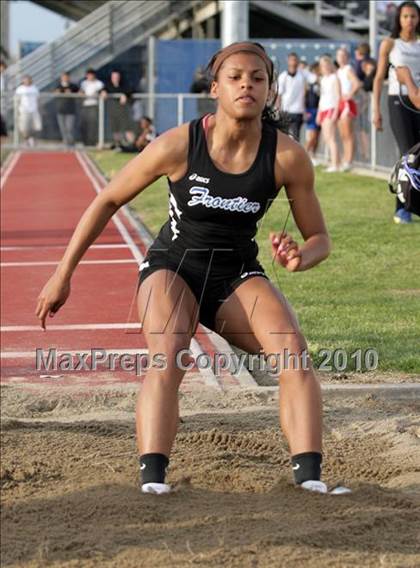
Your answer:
[270,231,302,272]
[36,273,71,330]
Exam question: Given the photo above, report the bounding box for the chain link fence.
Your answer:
[1,89,400,171]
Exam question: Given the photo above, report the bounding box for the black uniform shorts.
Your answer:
[138,248,269,331]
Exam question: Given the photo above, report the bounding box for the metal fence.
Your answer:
[1,90,400,171]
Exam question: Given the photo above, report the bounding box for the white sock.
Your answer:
[141,482,171,495]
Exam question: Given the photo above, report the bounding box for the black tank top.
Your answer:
[150,115,280,267]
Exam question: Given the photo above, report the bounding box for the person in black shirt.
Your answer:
[102,70,134,147]
[304,62,321,165]
[55,72,78,147]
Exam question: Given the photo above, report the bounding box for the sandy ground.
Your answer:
[1,382,420,568]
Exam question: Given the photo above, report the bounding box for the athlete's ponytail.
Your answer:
[261,95,291,134]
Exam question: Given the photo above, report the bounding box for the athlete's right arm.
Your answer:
[35,124,189,329]
[372,38,393,131]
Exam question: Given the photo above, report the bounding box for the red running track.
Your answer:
[0,151,237,390]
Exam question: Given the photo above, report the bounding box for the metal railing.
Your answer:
[2,91,399,172]
[2,0,199,96]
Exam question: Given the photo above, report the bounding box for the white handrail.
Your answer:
[3,0,198,94]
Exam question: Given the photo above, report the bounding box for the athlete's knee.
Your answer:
[147,334,193,370]
[264,330,311,375]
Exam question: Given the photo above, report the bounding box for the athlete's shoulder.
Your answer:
[141,121,193,179]
[274,130,313,186]
[145,122,190,162]
[275,129,308,161]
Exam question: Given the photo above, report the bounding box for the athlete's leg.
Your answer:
[322,118,339,169]
[338,114,354,165]
[137,269,199,457]
[214,276,322,456]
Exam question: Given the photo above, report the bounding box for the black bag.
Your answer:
[388,142,420,215]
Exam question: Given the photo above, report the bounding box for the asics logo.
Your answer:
[240,270,265,279]
[189,172,210,184]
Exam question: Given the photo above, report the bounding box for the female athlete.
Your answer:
[36,42,344,495]
[372,0,420,224]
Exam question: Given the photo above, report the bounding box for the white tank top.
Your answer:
[319,74,340,111]
[388,38,420,96]
[337,65,353,97]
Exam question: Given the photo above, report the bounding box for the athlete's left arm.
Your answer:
[272,135,331,272]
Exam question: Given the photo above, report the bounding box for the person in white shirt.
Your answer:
[79,68,104,146]
[336,47,362,171]
[15,75,41,147]
[316,55,341,172]
[276,53,306,141]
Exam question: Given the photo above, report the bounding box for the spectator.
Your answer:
[190,66,214,116]
[386,2,398,32]
[276,52,306,141]
[299,58,310,78]
[304,62,321,165]
[316,55,341,172]
[54,71,78,147]
[354,42,371,82]
[354,43,377,92]
[117,116,156,153]
[103,70,134,148]
[353,44,377,161]
[79,68,104,146]
[0,61,8,139]
[373,0,420,224]
[336,47,362,171]
[15,75,42,147]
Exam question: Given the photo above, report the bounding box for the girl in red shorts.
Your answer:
[336,47,362,171]
[316,55,341,172]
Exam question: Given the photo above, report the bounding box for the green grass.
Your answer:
[90,150,420,374]
[0,147,10,165]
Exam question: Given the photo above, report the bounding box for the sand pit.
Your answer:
[1,382,420,568]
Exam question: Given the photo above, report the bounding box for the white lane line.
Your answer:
[0,151,15,173]
[1,323,142,332]
[206,331,258,387]
[261,383,420,392]
[1,244,130,251]
[2,259,137,267]
[0,151,21,191]
[1,348,148,359]
[75,151,143,265]
[85,160,154,246]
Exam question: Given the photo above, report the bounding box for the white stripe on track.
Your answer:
[1,348,148,359]
[75,151,144,265]
[1,323,142,332]
[0,151,21,191]
[1,244,130,251]
[2,259,137,267]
